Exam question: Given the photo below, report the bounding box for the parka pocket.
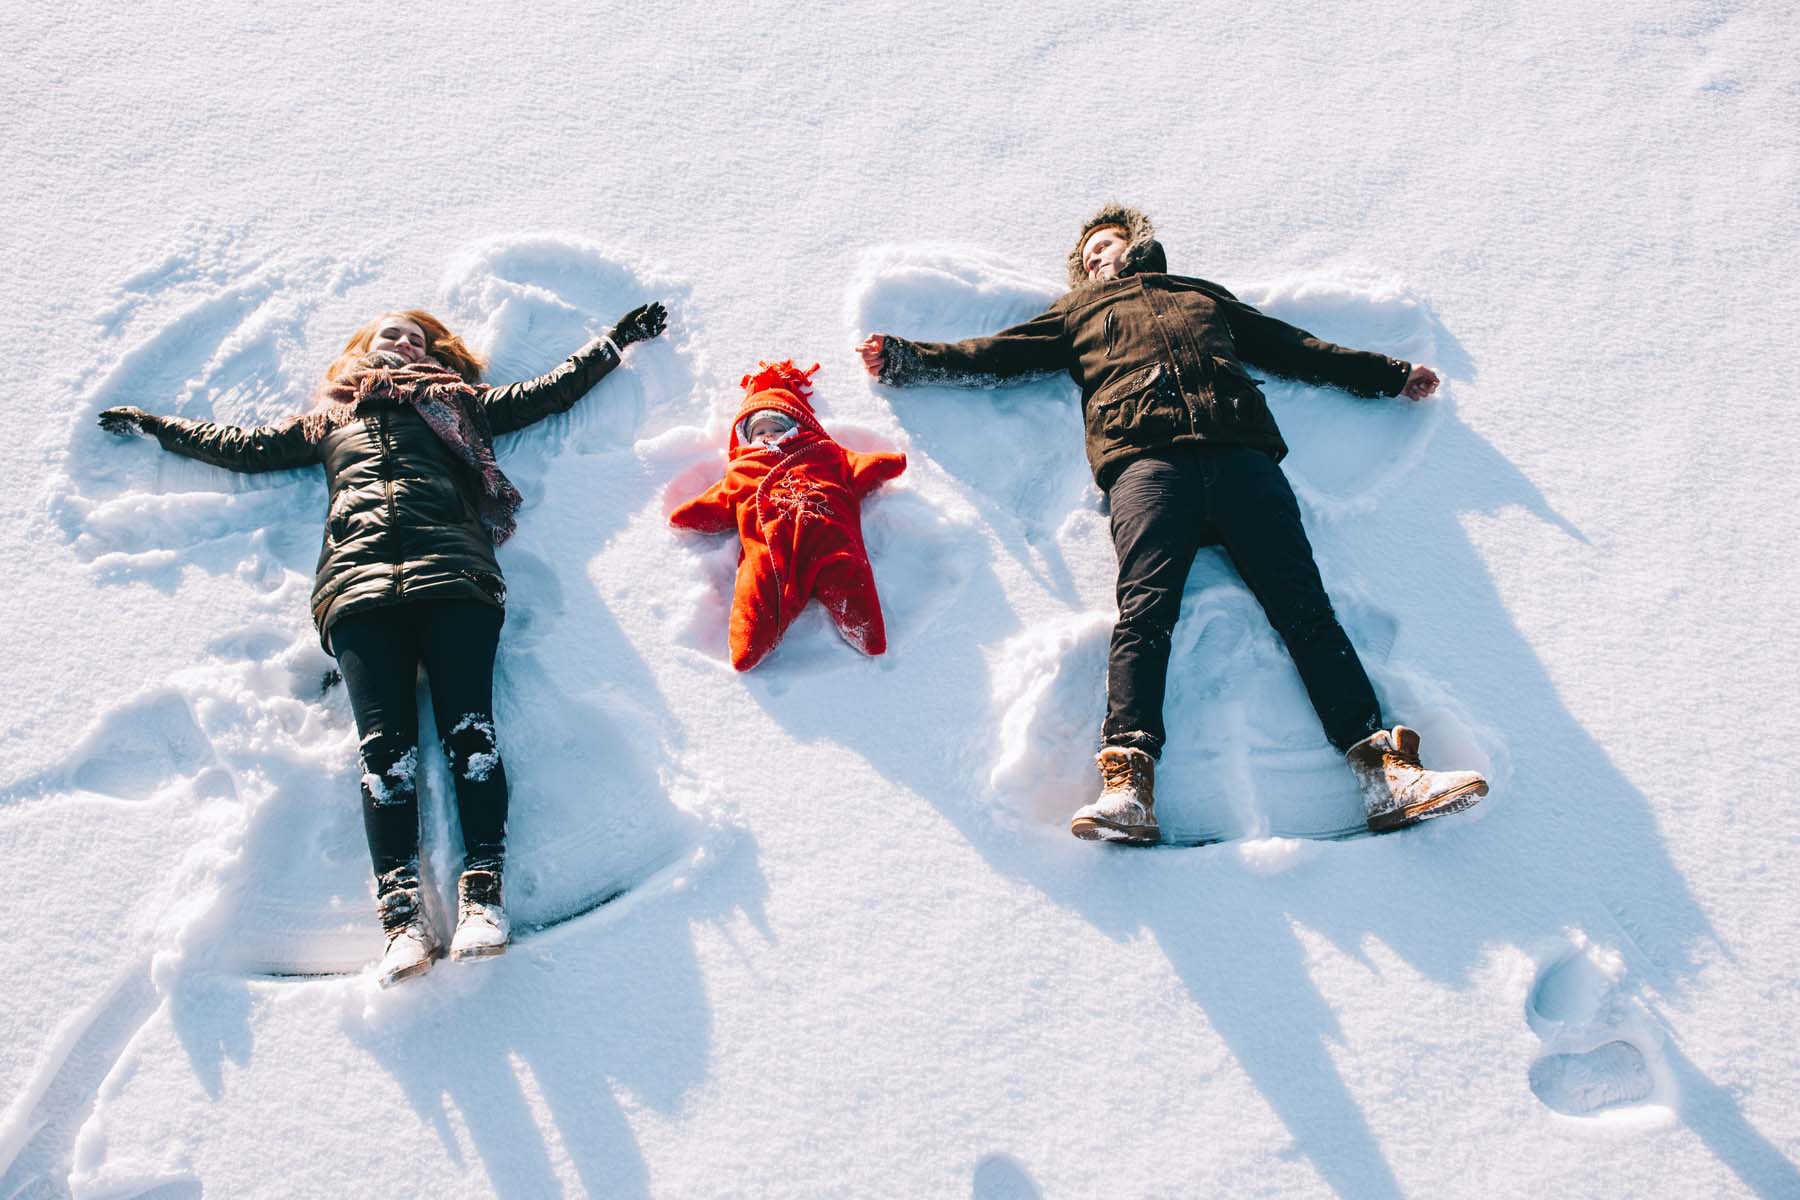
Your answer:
[1208,355,1268,420]
[1088,363,1176,443]
[325,488,356,545]
[1210,355,1264,388]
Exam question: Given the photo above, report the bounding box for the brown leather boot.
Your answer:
[1347,726,1488,833]
[449,867,510,961]
[374,864,440,988]
[1070,746,1160,845]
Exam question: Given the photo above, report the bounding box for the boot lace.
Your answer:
[1099,751,1147,795]
[459,869,502,916]
[1386,746,1422,771]
[376,869,423,934]
[1383,731,1424,772]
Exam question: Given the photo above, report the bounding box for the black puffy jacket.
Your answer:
[145,338,622,648]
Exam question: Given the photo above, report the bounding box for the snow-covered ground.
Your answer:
[5,3,1798,1196]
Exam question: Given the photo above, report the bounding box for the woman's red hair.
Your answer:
[320,310,488,392]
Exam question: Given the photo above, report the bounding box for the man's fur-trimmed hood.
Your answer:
[1066,204,1168,289]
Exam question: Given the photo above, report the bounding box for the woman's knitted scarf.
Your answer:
[304,351,523,543]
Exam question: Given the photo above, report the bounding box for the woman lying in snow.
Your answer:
[669,361,906,670]
[99,302,666,986]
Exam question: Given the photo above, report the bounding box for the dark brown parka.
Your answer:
[877,205,1412,490]
[141,338,622,648]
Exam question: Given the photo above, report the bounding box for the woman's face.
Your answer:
[369,315,428,363]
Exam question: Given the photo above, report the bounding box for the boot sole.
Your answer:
[1070,815,1162,846]
[451,941,509,962]
[1367,779,1489,834]
[377,952,439,989]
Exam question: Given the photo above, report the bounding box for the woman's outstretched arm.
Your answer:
[98,407,320,472]
[481,302,668,435]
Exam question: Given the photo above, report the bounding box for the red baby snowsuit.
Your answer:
[670,361,907,671]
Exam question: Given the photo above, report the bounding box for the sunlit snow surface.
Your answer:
[3,4,1798,1197]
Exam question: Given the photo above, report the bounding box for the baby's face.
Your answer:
[747,415,790,442]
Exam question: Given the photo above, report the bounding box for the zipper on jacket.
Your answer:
[1104,308,1117,358]
[1146,284,1200,435]
[378,413,403,596]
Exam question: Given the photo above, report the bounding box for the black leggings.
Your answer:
[331,601,509,879]
[1102,445,1384,757]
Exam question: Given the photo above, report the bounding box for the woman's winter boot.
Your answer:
[1347,726,1488,832]
[1070,746,1161,845]
[450,867,510,961]
[375,866,439,988]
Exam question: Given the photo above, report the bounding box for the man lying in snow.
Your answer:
[858,205,1487,845]
[670,361,906,670]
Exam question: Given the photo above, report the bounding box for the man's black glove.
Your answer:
[610,301,668,349]
[98,406,156,436]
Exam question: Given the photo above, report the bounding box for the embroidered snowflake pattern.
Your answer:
[764,473,837,524]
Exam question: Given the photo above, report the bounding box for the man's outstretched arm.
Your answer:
[1221,297,1438,401]
[857,306,1069,387]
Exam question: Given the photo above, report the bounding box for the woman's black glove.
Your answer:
[609,301,668,349]
[98,406,157,436]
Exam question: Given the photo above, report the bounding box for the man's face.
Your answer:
[1082,226,1129,281]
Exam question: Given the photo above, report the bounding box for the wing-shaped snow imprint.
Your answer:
[30,236,720,986]
[0,692,214,806]
[847,245,1096,602]
[50,252,346,591]
[441,233,696,470]
[1240,277,1457,519]
[1524,936,1666,1116]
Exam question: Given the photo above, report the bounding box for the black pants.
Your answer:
[331,601,509,880]
[1102,446,1384,757]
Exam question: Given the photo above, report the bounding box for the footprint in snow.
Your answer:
[1529,1041,1655,1116]
[1525,938,1663,1116]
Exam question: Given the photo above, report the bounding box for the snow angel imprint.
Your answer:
[670,360,906,671]
[99,301,669,985]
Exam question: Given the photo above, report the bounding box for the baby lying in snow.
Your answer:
[670,361,906,670]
